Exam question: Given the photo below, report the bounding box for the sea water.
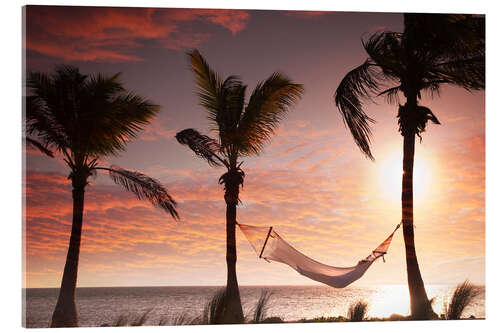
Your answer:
[23,284,485,328]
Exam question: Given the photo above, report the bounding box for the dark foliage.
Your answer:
[444,280,480,320]
[102,165,179,220]
[334,15,484,159]
[347,300,369,322]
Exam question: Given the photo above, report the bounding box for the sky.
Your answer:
[23,6,485,288]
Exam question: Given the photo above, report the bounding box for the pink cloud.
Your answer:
[284,11,332,19]
[196,9,251,35]
[371,25,389,32]
[443,115,469,123]
[465,135,485,157]
[25,6,251,62]
[23,120,485,287]
[307,151,345,172]
[284,145,332,167]
[139,121,177,141]
[276,142,312,157]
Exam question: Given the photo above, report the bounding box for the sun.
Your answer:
[377,151,432,203]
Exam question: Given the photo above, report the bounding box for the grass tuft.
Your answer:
[198,288,232,324]
[110,308,152,326]
[443,280,480,320]
[347,300,369,322]
[170,313,197,325]
[99,284,482,327]
[110,314,128,327]
[251,290,273,323]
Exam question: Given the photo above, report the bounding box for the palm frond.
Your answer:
[188,49,225,125]
[25,74,71,151]
[83,72,124,99]
[25,137,54,157]
[334,60,379,160]
[79,80,160,157]
[188,50,252,148]
[99,165,179,220]
[425,108,441,125]
[237,72,303,156]
[419,80,444,99]
[404,14,484,60]
[26,66,160,161]
[176,128,225,167]
[363,32,404,80]
[378,85,402,105]
[188,50,250,145]
[217,82,247,149]
[431,56,485,91]
[404,14,484,92]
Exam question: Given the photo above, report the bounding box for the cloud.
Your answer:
[25,6,251,62]
[200,9,251,34]
[23,120,485,287]
[23,161,387,287]
[442,115,469,123]
[276,142,312,157]
[283,11,332,19]
[139,120,177,141]
[307,152,345,172]
[370,25,389,32]
[284,147,327,167]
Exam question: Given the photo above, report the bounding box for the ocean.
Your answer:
[23,284,485,328]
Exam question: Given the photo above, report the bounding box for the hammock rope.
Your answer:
[237,222,401,288]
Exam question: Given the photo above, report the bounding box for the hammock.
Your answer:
[238,222,401,288]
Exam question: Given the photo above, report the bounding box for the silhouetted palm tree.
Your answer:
[334,14,484,319]
[25,66,179,327]
[176,50,303,323]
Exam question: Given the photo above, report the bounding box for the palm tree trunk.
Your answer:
[402,131,435,319]
[50,173,87,327]
[223,176,244,324]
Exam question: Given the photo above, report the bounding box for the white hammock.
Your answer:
[238,222,400,288]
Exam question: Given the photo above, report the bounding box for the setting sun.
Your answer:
[378,151,432,203]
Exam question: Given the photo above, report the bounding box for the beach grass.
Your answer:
[442,280,480,320]
[250,290,273,323]
[347,300,369,322]
[200,288,231,324]
[101,280,482,327]
[110,308,152,326]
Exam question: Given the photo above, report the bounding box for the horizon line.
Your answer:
[23,282,480,289]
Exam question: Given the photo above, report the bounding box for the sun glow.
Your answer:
[367,285,454,318]
[378,151,432,203]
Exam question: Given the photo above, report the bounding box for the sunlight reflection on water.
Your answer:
[366,284,484,318]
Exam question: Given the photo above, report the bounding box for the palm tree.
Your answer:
[333,14,484,319]
[25,66,179,327]
[176,50,303,323]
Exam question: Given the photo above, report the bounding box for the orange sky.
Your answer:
[23,6,484,288]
